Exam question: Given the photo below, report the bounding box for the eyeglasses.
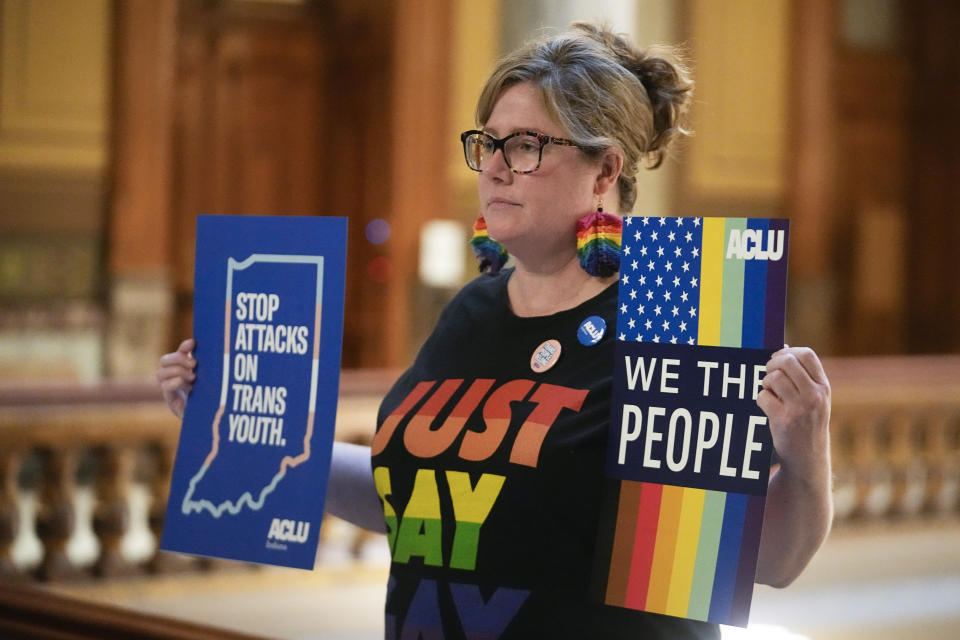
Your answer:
[460,129,585,174]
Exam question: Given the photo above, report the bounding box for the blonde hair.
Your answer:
[476,22,693,212]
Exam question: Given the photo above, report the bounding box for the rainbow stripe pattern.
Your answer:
[615,216,788,349]
[576,211,622,278]
[469,216,508,274]
[601,481,765,626]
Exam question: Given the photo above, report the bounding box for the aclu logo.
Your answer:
[725,229,785,261]
[583,321,602,341]
[266,518,310,548]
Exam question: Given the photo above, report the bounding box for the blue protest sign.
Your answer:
[161,215,346,569]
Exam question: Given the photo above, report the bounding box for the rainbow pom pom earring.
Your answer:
[470,216,508,274]
[576,198,622,277]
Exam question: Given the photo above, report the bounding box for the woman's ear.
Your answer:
[595,147,624,197]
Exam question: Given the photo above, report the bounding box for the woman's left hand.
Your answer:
[756,346,831,480]
[754,345,833,587]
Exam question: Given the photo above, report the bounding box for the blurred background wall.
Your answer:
[1,0,957,382]
[0,0,112,382]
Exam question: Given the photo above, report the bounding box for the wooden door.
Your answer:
[903,1,960,353]
[170,0,328,343]
[788,0,960,355]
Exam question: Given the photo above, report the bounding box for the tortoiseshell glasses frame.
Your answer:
[460,129,586,174]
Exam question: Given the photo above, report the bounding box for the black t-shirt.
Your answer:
[371,269,720,639]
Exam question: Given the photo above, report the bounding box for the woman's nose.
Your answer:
[480,148,511,178]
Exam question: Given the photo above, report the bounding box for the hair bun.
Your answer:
[572,22,693,168]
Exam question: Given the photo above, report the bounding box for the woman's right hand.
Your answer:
[157,338,197,419]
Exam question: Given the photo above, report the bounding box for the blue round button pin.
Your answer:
[577,315,607,346]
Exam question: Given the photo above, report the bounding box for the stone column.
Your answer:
[105,0,178,379]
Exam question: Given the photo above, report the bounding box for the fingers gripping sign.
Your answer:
[756,346,831,478]
[157,338,197,419]
[753,346,834,588]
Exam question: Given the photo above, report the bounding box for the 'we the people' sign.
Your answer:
[595,216,788,627]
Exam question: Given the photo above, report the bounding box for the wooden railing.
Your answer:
[0,582,268,639]
[0,358,958,583]
[0,396,180,581]
[0,372,394,582]
[826,356,960,521]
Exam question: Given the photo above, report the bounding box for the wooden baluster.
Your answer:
[146,440,191,573]
[937,413,960,515]
[922,413,949,514]
[315,515,331,564]
[0,449,23,578]
[887,413,925,518]
[865,417,894,517]
[949,413,960,514]
[829,417,857,522]
[886,413,907,516]
[34,447,80,581]
[851,415,877,519]
[92,445,135,577]
[908,415,932,517]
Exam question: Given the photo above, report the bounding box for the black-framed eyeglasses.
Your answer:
[460,129,585,174]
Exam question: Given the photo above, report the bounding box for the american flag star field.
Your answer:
[615,216,788,350]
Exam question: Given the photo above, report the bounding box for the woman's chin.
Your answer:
[483,220,520,245]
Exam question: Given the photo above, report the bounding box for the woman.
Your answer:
[159,23,832,639]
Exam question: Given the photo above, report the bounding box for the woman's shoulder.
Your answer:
[460,268,510,298]
[401,270,509,377]
[441,269,510,318]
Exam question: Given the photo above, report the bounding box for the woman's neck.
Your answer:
[507,255,617,317]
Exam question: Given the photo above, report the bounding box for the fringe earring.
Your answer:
[576,198,622,278]
[470,216,508,274]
